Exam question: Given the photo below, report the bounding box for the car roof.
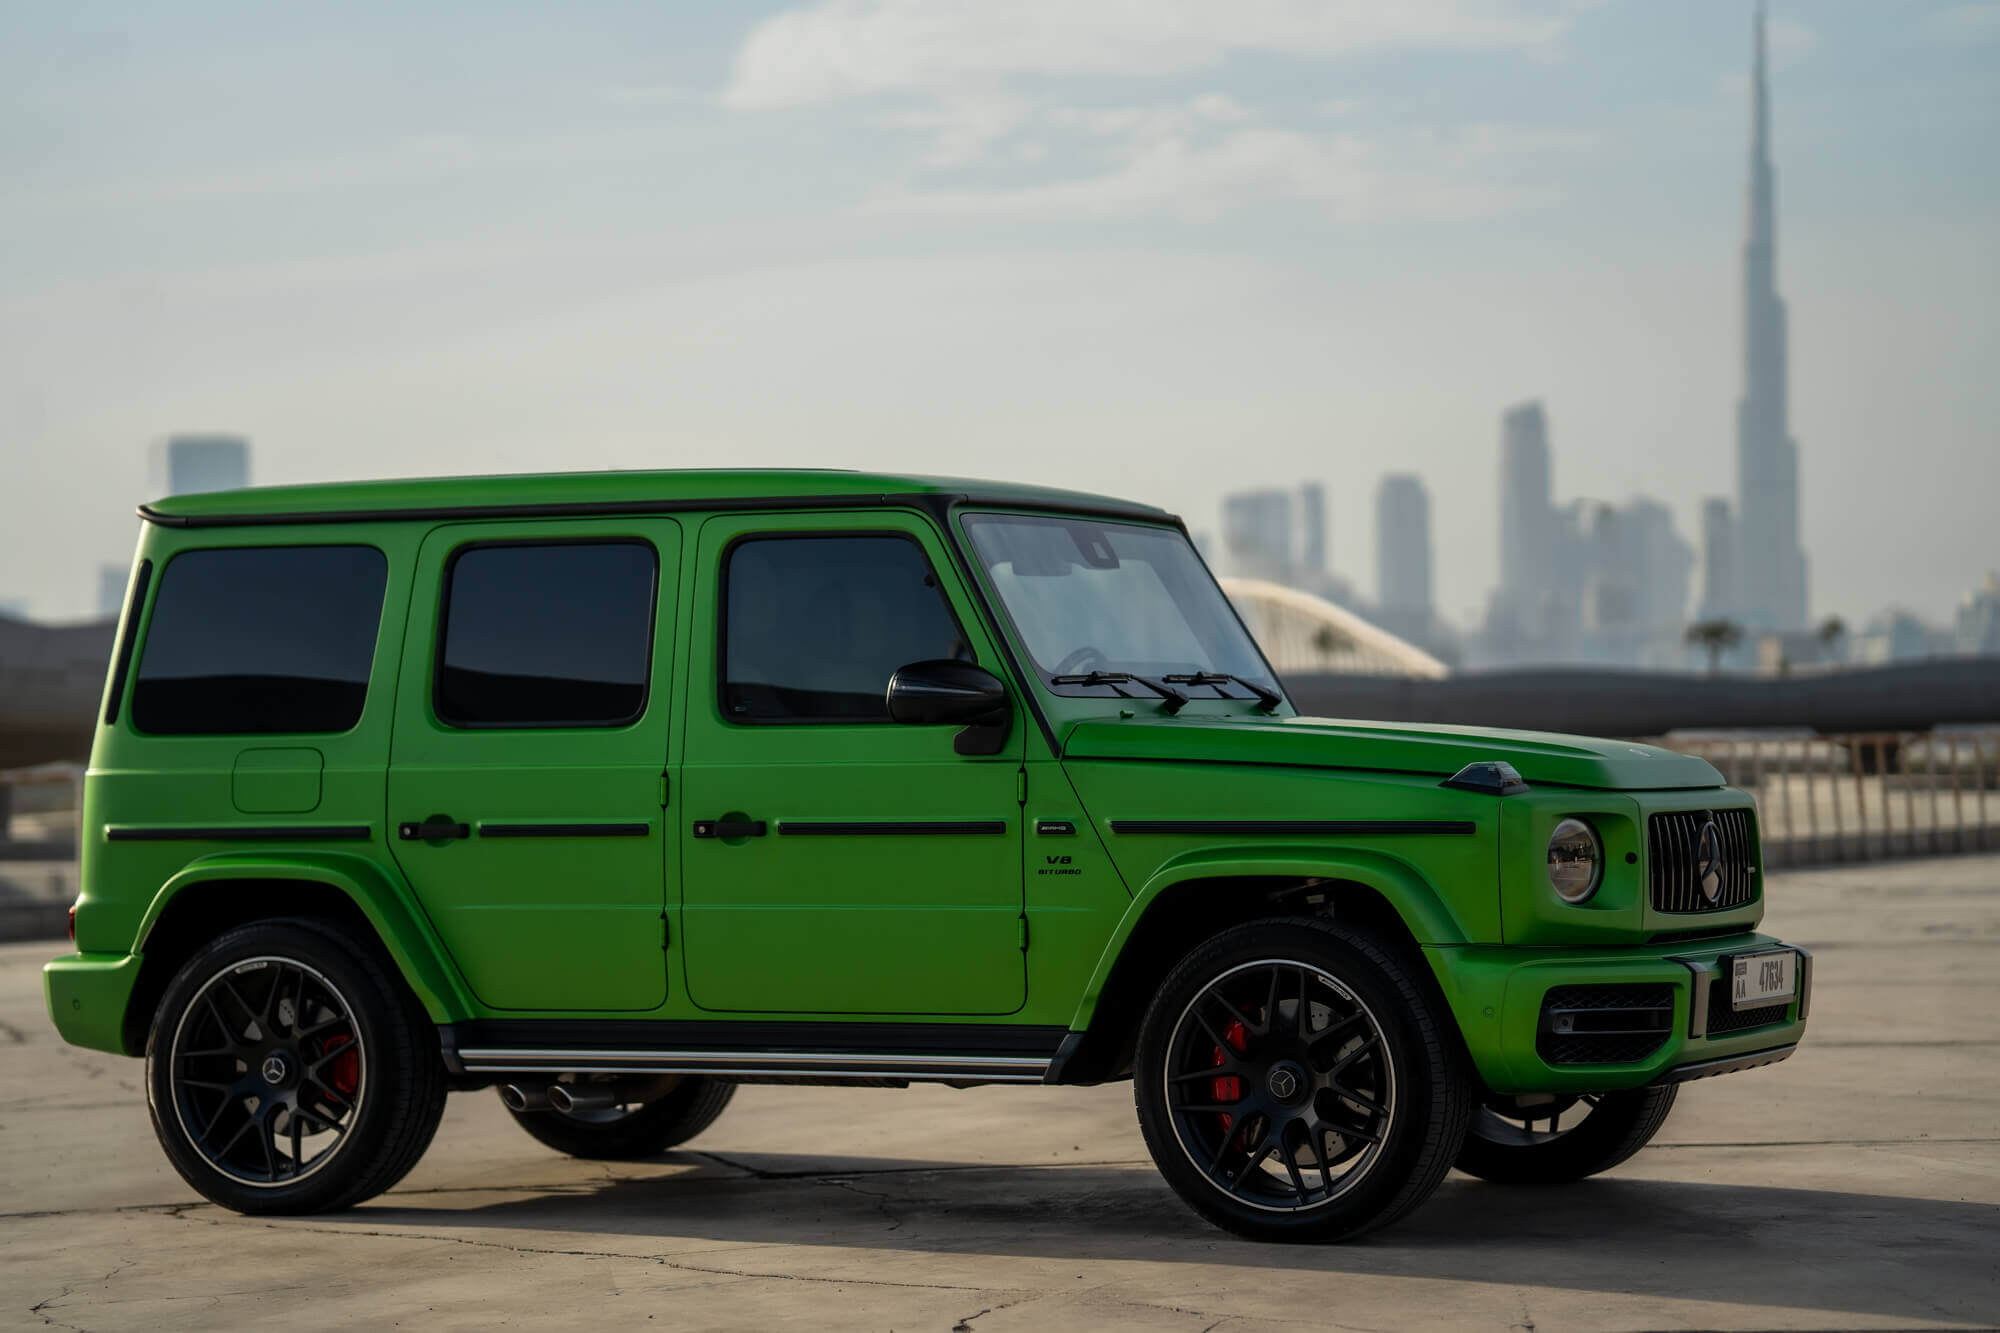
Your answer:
[139,468,1176,529]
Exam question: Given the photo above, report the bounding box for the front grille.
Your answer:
[1649,808,1759,914]
[1537,984,1674,1065]
[1706,975,1791,1034]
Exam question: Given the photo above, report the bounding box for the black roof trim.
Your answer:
[137,489,1176,531]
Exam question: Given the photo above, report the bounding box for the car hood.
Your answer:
[1061,713,1723,792]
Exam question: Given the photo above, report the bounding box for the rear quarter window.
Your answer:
[131,545,388,735]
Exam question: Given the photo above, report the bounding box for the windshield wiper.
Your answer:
[1163,671,1285,712]
[1050,671,1192,714]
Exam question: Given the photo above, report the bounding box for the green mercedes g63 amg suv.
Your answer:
[45,470,1808,1241]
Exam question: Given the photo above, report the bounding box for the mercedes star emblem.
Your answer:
[1696,821,1724,902]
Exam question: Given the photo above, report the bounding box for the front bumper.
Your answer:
[1425,933,1811,1095]
[44,952,145,1056]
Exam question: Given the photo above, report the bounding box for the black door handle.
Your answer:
[692,819,767,839]
[399,818,471,841]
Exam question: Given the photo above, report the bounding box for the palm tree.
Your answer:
[1685,618,1742,675]
[1817,615,1847,661]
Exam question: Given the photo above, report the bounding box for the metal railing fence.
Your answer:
[1643,730,2000,868]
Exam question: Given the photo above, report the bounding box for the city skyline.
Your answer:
[3,2,1995,626]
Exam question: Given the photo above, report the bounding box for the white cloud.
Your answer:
[873,94,1035,167]
[725,0,1569,109]
[723,1,1587,227]
[869,122,1584,225]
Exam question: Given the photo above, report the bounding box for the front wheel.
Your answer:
[144,918,447,1215]
[1454,1086,1678,1184]
[503,1075,735,1160]
[1133,917,1471,1243]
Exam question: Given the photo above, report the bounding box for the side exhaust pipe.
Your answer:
[548,1083,618,1114]
[499,1082,551,1113]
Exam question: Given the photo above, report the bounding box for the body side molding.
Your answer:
[776,820,1008,836]
[107,824,372,842]
[1108,819,1476,837]
[478,823,651,838]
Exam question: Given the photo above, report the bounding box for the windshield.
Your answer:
[961,513,1279,695]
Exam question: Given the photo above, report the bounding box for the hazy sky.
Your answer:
[4,0,1996,626]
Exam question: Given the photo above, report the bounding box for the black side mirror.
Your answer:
[886,660,1012,755]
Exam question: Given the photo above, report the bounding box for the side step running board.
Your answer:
[452,1047,1051,1083]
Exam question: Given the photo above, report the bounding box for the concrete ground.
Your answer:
[4,857,1996,1332]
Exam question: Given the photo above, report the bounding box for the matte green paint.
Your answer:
[230,748,322,813]
[51,470,1807,1093]
[44,951,143,1053]
[1062,715,1725,792]
[385,518,683,1012]
[1426,933,1806,1093]
[677,511,1027,1016]
[134,854,480,1025]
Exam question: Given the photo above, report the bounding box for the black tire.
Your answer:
[1455,1086,1678,1184]
[145,917,447,1215]
[505,1076,736,1160]
[1133,916,1472,1243]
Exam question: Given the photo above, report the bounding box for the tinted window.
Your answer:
[722,535,969,722]
[437,542,657,728]
[133,546,387,735]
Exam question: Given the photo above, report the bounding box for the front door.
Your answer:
[678,512,1027,1016]
[387,519,680,1012]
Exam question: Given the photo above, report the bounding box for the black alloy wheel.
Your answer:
[146,918,447,1214]
[1162,958,1397,1210]
[1134,917,1470,1242]
[166,954,365,1186]
[1455,1085,1679,1184]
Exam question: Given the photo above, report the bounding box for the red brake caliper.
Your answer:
[1211,1017,1248,1134]
[320,1033,360,1100]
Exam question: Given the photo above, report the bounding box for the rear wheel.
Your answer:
[145,918,447,1215]
[1454,1086,1678,1184]
[1133,917,1471,1243]
[502,1075,735,1160]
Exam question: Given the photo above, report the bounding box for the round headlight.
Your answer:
[1546,818,1602,904]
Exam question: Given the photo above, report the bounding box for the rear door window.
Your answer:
[132,545,388,735]
[434,541,658,728]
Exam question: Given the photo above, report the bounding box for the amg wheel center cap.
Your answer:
[1266,1062,1306,1104]
[260,1053,290,1086]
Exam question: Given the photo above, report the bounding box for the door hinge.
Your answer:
[660,911,671,950]
[1019,914,1030,951]
[659,772,670,807]
[1016,767,1027,806]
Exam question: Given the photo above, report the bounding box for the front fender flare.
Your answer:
[1064,843,1470,1032]
[135,851,475,1024]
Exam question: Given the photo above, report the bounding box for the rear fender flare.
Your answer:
[134,851,475,1023]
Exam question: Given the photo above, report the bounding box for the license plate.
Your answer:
[1731,949,1797,1011]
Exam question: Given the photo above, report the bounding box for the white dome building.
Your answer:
[1221,578,1448,680]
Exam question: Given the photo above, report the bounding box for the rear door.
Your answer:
[387,520,680,1012]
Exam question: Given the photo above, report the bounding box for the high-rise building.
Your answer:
[1733,7,1808,632]
[163,434,250,496]
[1375,475,1432,622]
[1957,573,2000,656]
[1298,482,1327,577]
[1221,488,1295,584]
[1699,497,1736,621]
[1499,402,1552,605]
